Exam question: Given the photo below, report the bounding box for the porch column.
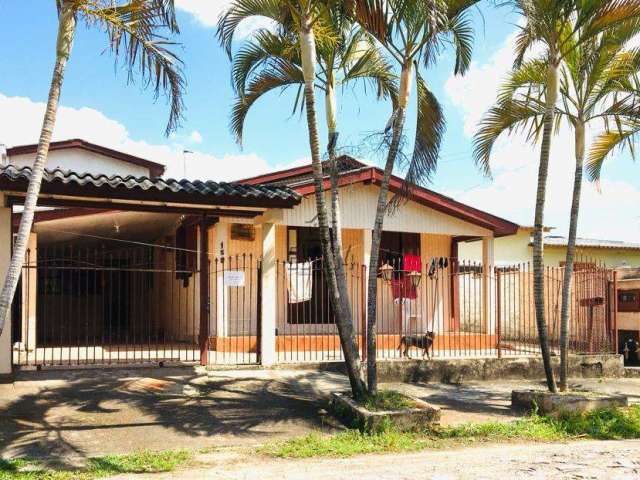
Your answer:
[199,219,210,366]
[20,232,37,352]
[215,223,229,339]
[362,229,372,343]
[260,222,277,366]
[482,235,495,334]
[0,195,12,375]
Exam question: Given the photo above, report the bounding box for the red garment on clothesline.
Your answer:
[403,254,421,273]
[391,276,417,300]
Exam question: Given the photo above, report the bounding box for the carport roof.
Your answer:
[0,165,301,211]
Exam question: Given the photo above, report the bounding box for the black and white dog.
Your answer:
[398,332,435,359]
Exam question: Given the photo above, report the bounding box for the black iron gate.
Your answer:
[12,245,261,368]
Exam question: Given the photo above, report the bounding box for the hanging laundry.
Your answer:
[403,253,421,273]
[286,262,313,303]
[391,276,417,300]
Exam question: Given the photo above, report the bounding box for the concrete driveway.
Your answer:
[1,366,640,468]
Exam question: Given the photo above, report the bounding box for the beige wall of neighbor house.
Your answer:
[9,148,151,178]
[460,227,640,268]
[459,228,533,264]
[543,247,640,268]
[0,194,11,374]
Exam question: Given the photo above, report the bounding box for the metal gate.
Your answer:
[12,245,260,368]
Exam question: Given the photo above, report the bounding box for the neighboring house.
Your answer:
[4,138,165,178]
[0,143,614,375]
[459,226,640,268]
[615,267,640,366]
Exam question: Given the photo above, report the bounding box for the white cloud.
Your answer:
[444,34,640,243]
[0,92,295,182]
[175,0,275,38]
[188,130,203,144]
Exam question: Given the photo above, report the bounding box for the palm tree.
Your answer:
[474,0,640,393]
[219,0,396,399]
[0,0,184,341]
[228,13,396,262]
[352,0,476,394]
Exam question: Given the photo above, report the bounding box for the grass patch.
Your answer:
[360,390,417,412]
[0,449,192,480]
[261,405,640,458]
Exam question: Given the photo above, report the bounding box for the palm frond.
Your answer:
[473,99,545,177]
[586,123,640,180]
[81,1,185,135]
[449,8,474,75]
[217,0,284,58]
[230,59,304,145]
[403,69,445,189]
[232,29,299,94]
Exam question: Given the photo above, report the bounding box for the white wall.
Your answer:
[9,148,150,178]
[280,184,491,237]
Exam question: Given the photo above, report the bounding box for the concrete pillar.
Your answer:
[482,236,495,334]
[20,232,37,351]
[260,222,277,366]
[0,195,12,375]
[362,229,372,337]
[215,223,229,338]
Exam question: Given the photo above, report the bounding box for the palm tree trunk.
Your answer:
[366,62,412,395]
[300,26,366,399]
[559,119,585,392]
[326,83,344,260]
[0,6,76,337]
[533,62,558,393]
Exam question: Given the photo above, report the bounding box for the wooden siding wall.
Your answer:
[281,184,491,236]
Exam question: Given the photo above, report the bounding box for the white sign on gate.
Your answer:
[223,270,245,287]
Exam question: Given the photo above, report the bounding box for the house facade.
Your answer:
[1,142,616,374]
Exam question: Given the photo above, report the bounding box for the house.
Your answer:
[615,267,640,366]
[1,143,615,374]
[459,226,640,268]
[0,139,300,374]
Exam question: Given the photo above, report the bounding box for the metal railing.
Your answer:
[13,249,615,368]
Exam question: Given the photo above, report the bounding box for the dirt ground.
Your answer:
[1,366,640,468]
[117,439,640,480]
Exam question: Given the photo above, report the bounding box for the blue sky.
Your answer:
[0,1,639,242]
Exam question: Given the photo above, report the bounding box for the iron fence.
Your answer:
[12,248,615,368]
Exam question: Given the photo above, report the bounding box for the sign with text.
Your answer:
[223,270,245,287]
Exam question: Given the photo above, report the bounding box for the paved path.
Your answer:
[119,440,640,480]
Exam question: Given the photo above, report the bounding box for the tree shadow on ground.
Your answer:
[0,367,348,468]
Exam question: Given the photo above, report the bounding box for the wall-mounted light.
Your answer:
[379,263,394,282]
[408,270,421,289]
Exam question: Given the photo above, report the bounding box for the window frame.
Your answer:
[618,289,640,312]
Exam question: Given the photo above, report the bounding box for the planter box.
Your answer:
[511,389,628,415]
[330,392,440,433]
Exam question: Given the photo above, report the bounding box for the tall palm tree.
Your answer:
[228,13,396,262]
[219,0,395,399]
[0,0,184,341]
[352,0,476,394]
[474,0,640,393]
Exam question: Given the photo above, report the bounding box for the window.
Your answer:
[618,289,640,312]
[379,231,420,266]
